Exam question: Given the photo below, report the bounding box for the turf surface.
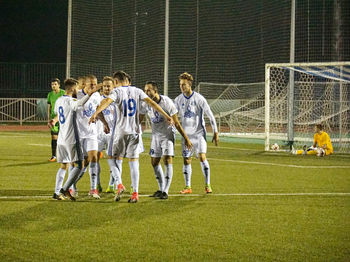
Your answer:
[0,131,349,261]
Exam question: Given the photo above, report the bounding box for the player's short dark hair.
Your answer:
[51,78,60,84]
[113,70,128,83]
[316,124,323,130]
[125,72,132,84]
[179,72,193,85]
[64,78,79,89]
[146,81,159,93]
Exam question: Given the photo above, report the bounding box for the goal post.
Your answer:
[265,61,350,153]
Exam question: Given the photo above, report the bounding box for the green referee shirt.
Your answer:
[47,89,65,119]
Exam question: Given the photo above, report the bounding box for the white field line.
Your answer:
[209,158,350,169]
[25,143,350,169]
[0,192,350,200]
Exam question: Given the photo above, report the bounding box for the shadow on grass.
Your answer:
[0,190,207,232]
[0,161,50,168]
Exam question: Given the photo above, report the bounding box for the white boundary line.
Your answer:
[0,192,349,200]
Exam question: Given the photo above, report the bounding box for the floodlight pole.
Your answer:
[163,0,169,96]
[66,0,72,78]
[287,0,295,148]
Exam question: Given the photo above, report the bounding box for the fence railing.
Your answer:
[0,98,47,125]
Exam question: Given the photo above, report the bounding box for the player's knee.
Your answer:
[183,157,191,165]
[199,153,206,162]
[163,156,172,165]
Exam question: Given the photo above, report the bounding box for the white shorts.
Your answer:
[182,135,207,158]
[97,134,111,152]
[112,133,141,159]
[80,137,98,157]
[149,134,174,158]
[57,143,83,163]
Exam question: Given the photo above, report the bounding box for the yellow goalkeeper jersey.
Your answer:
[314,131,333,154]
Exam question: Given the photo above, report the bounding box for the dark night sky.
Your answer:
[0,0,67,63]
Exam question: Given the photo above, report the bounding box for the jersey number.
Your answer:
[123,99,136,117]
[58,106,65,124]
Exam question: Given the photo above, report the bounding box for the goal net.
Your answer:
[266,62,350,153]
[196,62,350,153]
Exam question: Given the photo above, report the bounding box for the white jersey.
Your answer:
[108,86,148,135]
[174,91,218,137]
[54,95,89,145]
[76,89,102,139]
[144,95,177,139]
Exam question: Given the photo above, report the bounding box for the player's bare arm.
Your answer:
[172,114,192,150]
[48,115,58,128]
[144,97,174,126]
[89,98,113,124]
[97,112,110,134]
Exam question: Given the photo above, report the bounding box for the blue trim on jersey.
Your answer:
[82,89,87,95]
[156,96,162,104]
[199,108,207,140]
[63,95,69,97]
[183,91,195,100]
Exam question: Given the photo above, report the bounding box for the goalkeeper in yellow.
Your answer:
[292,124,333,156]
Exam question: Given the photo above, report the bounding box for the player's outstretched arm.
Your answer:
[89,98,113,124]
[172,114,192,150]
[97,112,110,134]
[203,101,219,146]
[144,97,174,126]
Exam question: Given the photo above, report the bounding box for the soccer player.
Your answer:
[73,75,106,199]
[174,72,219,194]
[292,124,334,156]
[89,71,174,203]
[49,78,100,201]
[144,81,192,199]
[47,78,65,162]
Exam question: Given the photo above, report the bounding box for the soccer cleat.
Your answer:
[128,192,139,203]
[88,189,100,199]
[205,184,213,194]
[52,193,65,200]
[49,156,57,162]
[180,186,192,194]
[69,188,78,197]
[99,152,103,159]
[105,185,114,193]
[160,192,168,199]
[59,188,76,201]
[114,184,126,202]
[97,183,103,193]
[149,190,162,198]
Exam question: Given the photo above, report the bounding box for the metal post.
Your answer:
[339,66,343,145]
[287,0,295,148]
[66,0,72,78]
[133,2,138,84]
[265,64,270,151]
[163,0,169,96]
[20,99,23,126]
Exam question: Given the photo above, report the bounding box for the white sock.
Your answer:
[129,160,139,193]
[55,168,66,194]
[89,162,98,190]
[153,165,165,191]
[68,164,74,175]
[96,162,101,185]
[63,167,81,191]
[163,164,173,194]
[116,159,123,184]
[200,160,210,185]
[183,164,192,187]
[107,159,121,185]
[108,170,115,187]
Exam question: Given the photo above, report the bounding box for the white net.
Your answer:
[196,82,265,137]
[267,62,350,153]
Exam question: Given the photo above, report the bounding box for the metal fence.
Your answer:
[0,63,66,98]
[0,98,47,125]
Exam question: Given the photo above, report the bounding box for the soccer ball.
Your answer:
[316,148,325,157]
[271,143,279,151]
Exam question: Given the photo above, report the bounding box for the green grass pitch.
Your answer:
[0,131,349,261]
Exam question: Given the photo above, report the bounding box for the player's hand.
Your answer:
[167,117,175,126]
[212,132,219,146]
[47,119,56,129]
[104,124,110,134]
[185,138,193,150]
[89,113,97,124]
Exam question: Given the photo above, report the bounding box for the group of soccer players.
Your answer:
[48,71,219,203]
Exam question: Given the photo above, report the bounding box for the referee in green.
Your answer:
[47,78,65,162]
